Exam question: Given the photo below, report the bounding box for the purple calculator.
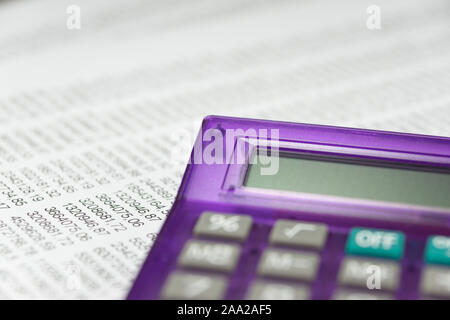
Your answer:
[128,116,450,300]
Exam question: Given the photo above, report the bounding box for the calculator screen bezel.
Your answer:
[222,136,450,223]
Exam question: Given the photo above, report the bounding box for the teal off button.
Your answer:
[346,227,405,260]
[425,235,450,266]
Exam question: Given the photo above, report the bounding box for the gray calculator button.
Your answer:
[178,240,241,273]
[420,266,450,298]
[269,219,328,250]
[337,257,400,291]
[257,248,319,282]
[194,212,252,242]
[161,272,227,300]
[246,281,310,300]
[333,289,393,300]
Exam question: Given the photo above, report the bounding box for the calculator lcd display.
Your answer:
[244,153,450,209]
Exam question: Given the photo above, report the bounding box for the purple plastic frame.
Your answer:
[128,115,450,300]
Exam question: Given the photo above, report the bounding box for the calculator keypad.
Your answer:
[160,211,450,299]
[269,220,328,249]
[178,240,241,273]
[257,248,319,282]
